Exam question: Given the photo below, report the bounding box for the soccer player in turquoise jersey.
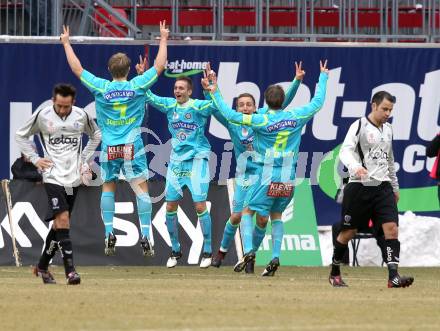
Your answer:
[60,22,169,257]
[207,60,329,276]
[136,60,218,268]
[202,62,305,272]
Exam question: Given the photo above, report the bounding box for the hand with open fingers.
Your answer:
[135,55,147,75]
[60,25,70,45]
[206,63,217,85]
[203,64,217,93]
[295,61,305,81]
[201,76,210,90]
[320,59,329,73]
[159,20,170,40]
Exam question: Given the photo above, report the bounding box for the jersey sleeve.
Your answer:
[15,110,42,165]
[194,99,217,118]
[204,91,229,127]
[282,78,301,109]
[287,72,328,126]
[209,89,267,128]
[80,70,109,96]
[80,112,102,164]
[145,90,176,114]
[339,119,363,175]
[130,67,158,92]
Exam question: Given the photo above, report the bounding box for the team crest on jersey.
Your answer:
[52,198,59,208]
[241,127,249,137]
[173,112,179,120]
[367,132,376,143]
[73,121,80,130]
[177,131,187,141]
[343,215,351,226]
[184,113,192,120]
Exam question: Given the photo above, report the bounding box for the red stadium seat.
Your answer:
[136,6,172,26]
[94,7,128,37]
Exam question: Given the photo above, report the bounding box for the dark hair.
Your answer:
[264,85,285,110]
[53,84,76,99]
[108,53,131,78]
[371,91,396,105]
[175,76,193,90]
[237,93,256,106]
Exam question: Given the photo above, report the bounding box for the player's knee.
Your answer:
[54,211,70,229]
[256,215,269,228]
[230,212,242,225]
[337,229,356,244]
[383,222,398,239]
[194,202,207,214]
[166,201,178,213]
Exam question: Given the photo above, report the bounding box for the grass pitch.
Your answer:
[0,266,439,331]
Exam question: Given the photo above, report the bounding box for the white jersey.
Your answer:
[339,117,399,192]
[15,105,101,187]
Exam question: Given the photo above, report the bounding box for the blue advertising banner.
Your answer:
[147,44,440,224]
[1,42,439,227]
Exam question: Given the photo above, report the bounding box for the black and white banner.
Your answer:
[0,180,236,266]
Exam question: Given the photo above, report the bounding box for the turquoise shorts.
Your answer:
[245,174,294,217]
[100,139,148,183]
[232,173,257,213]
[165,158,210,202]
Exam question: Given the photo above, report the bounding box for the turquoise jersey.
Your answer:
[209,78,302,176]
[80,67,158,146]
[210,73,328,182]
[145,90,217,162]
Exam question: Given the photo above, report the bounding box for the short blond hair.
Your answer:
[108,53,131,79]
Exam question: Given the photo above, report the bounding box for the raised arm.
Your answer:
[145,90,175,114]
[153,21,169,75]
[205,66,266,127]
[282,61,305,109]
[60,25,84,78]
[201,68,229,127]
[288,60,329,124]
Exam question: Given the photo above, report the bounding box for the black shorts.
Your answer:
[340,181,398,230]
[44,183,78,222]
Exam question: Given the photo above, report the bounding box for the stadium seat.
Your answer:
[94,7,128,37]
[350,232,376,266]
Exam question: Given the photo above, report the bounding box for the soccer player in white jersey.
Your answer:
[329,91,414,288]
[16,84,101,285]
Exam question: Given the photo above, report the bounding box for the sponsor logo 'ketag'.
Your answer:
[107,144,134,161]
[266,120,297,133]
[48,134,79,147]
[103,90,135,101]
[267,182,294,197]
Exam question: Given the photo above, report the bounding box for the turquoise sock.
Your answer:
[198,209,212,254]
[100,191,115,237]
[166,211,180,252]
[220,219,239,252]
[252,224,267,252]
[136,193,152,239]
[240,214,253,254]
[271,220,284,259]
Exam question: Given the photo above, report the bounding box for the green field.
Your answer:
[1,266,439,331]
